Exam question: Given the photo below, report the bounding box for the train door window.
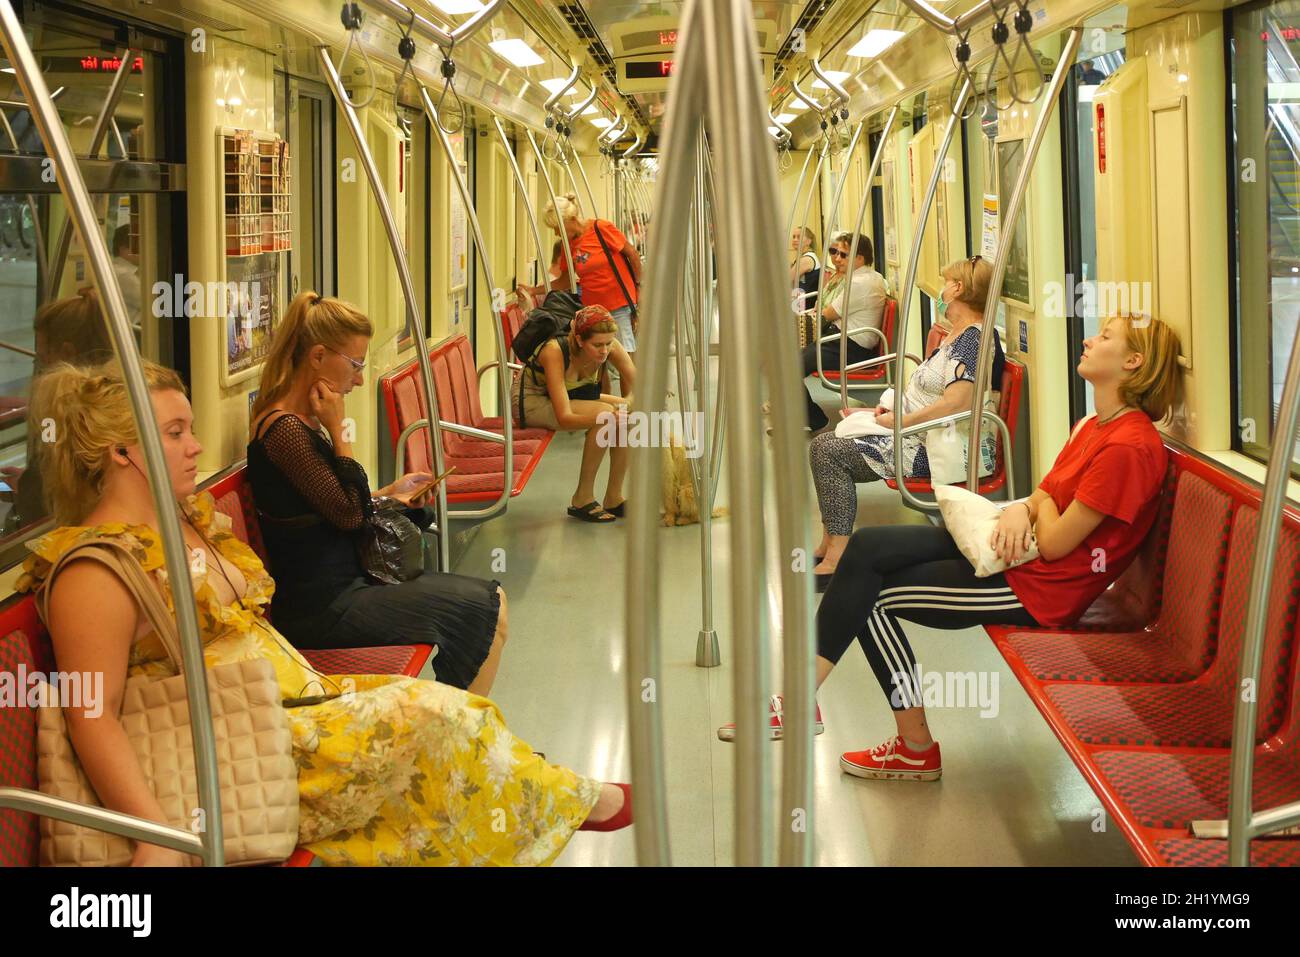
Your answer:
[0,6,186,563]
[1064,10,1128,421]
[399,105,431,342]
[1232,0,1300,468]
[280,75,336,300]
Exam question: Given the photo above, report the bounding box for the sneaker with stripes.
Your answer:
[840,735,942,781]
[717,694,824,742]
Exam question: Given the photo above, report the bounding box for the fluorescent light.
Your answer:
[786,99,807,111]
[0,67,13,74]
[847,29,905,59]
[811,70,850,90]
[590,117,613,128]
[767,126,780,136]
[431,0,484,13]
[775,113,796,123]
[540,77,574,94]
[581,105,598,115]
[489,38,545,67]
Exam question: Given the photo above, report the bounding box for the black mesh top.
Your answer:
[246,412,374,633]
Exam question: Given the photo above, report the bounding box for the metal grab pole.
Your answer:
[495,117,551,293]
[896,0,998,35]
[1228,323,1300,864]
[625,7,707,868]
[783,142,818,251]
[810,118,865,390]
[319,48,451,570]
[0,2,217,863]
[526,130,577,295]
[691,127,719,669]
[967,29,1081,488]
[420,86,513,520]
[817,106,901,404]
[566,142,601,224]
[48,48,135,296]
[546,62,580,110]
[794,141,829,310]
[889,80,973,512]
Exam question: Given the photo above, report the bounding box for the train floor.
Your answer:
[448,381,1140,867]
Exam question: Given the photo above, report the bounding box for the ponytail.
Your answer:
[251,292,373,421]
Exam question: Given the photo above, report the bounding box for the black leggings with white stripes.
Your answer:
[818,524,1039,710]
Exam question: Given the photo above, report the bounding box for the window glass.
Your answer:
[1233,0,1300,466]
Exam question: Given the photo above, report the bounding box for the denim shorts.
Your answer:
[610,304,636,352]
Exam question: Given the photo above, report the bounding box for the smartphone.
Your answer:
[409,465,457,500]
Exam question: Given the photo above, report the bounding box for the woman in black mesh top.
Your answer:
[248,292,507,695]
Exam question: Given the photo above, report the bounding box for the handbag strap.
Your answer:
[592,220,636,315]
[38,538,187,669]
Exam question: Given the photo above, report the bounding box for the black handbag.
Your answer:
[358,497,425,585]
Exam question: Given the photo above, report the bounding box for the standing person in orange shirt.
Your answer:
[519,192,643,374]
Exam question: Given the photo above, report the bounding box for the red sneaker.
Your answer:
[840,736,942,781]
[717,694,825,742]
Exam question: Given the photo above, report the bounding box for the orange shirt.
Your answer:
[567,220,638,312]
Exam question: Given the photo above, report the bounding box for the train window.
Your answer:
[280,76,336,300]
[1232,0,1300,468]
[1064,11,1128,420]
[0,10,186,563]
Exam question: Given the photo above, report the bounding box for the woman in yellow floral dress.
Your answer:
[18,360,630,866]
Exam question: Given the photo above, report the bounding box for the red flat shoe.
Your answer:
[579,783,633,832]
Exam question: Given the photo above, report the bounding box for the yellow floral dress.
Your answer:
[17,492,601,866]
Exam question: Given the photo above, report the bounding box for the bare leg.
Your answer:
[603,442,629,510]
[573,412,614,508]
[813,534,851,575]
[895,707,934,748]
[467,587,509,696]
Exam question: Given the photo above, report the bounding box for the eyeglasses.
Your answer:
[327,346,366,373]
[829,249,849,259]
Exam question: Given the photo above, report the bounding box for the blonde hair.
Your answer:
[940,256,994,311]
[544,192,583,231]
[34,290,112,365]
[251,292,373,420]
[31,359,187,525]
[1109,315,1185,423]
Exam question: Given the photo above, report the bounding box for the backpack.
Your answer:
[511,289,584,427]
[511,289,583,367]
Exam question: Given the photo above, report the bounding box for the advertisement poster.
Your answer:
[225,253,278,380]
[981,193,999,259]
[996,138,1032,306]
[882,159,898,267]
[449,131,468,292]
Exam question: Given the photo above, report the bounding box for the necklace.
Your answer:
[1096,404,1135,426]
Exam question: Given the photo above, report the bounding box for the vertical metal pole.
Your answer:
[48,48,135,296]
[810,119,865,390]
[693,127,719,669]
[494,117,551,293]
[1228,317,1300,864]
[0,3,223,865]
[891,81,972,511]
[319,47,451,570]
[967,29,1081,486]
[420,86,513,520]
[526,129,577,294]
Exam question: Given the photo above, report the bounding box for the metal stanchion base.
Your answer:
[695,629,721,668]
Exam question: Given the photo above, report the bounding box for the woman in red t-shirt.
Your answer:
[519,193,643,367]
[718,315,1185,780]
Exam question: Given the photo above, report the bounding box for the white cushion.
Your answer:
[935,485,1038,578]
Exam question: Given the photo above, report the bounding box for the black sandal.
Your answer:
[568,501,616,523]
[605,501,626,518]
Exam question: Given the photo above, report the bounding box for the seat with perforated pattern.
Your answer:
[0,621,50,868]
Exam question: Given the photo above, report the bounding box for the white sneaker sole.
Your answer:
[717,721,825,742]
[839,756,941,781]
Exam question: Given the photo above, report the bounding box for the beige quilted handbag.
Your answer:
[34,539,299,866]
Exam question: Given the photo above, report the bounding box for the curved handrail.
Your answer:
[814,105,901,403]
[362,0,507,52]
[889,78,974,512]
[1228,292,1300,865]
[966,28,1080,488]
[525,129,577,294]
[896,0,999,36]
[621,132,643,159]
[494,117,552,294]
[811,57,850,104]
[320,47,452,570]
[768,109,792,144]
[0,1,216,863]
[791,76,826,114]
[602,115,628,144]
[782,144,820,274]
[545,62,580,111]
[809,116,865,388]
[420,84,513,521]
[566,84,598,123]
[792,139,830,313]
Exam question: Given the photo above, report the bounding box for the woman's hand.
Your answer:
[309,379,347,436]
[873,404,889,417]
[989,502,1034,564]
[875,411,895,429]
[132,843,196,867]
[381,471,435,507]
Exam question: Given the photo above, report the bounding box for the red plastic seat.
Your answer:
[819,298,897,383]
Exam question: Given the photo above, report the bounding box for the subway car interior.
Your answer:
[0,0,1295,879]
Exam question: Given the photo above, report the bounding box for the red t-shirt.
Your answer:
[1004,411,1168,627]
[568,220,638,312]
